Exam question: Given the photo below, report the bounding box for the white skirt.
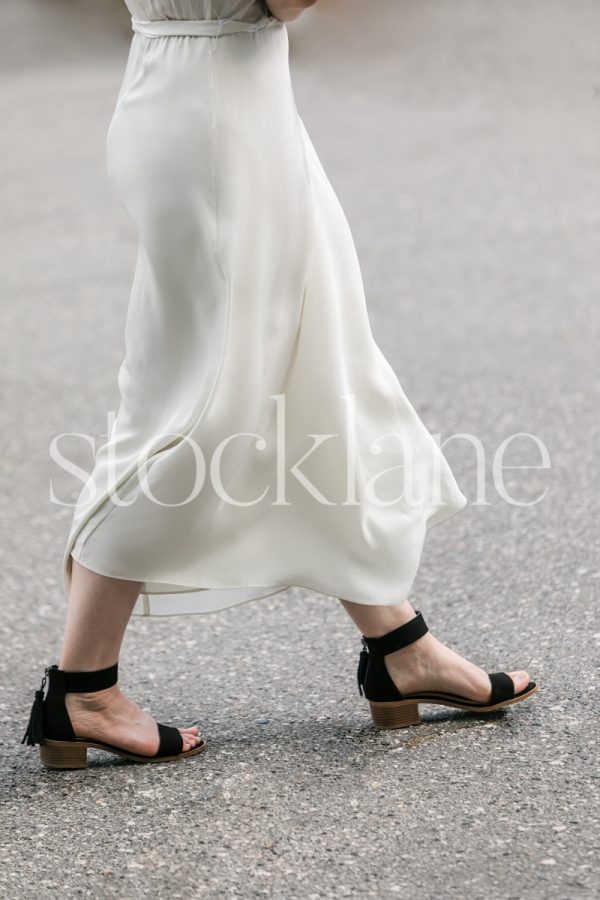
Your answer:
[62,12,467,616]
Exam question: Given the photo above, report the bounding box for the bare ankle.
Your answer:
[340,598,418,638]
[386,632,433,672]
[66,685,120,713]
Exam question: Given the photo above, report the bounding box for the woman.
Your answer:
[23,0,537,769]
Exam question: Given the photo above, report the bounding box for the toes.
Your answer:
[508,670,531,693]
[178,728,202,752]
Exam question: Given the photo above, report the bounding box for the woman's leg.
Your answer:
[60,558,142,671]
[340,598,530,701]
[59,558,202,755]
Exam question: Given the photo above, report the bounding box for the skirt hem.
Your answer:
[68,492,467,616]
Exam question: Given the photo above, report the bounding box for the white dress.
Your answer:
[62,0,467,616]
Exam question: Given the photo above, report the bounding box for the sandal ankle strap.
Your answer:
[21,662,119,747]
[363,611,428,656]
[51,662,119,693]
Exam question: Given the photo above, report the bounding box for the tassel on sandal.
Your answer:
[22,663,205,768]
[357,611,538,729]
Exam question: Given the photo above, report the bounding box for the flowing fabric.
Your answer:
[62,0,467,616]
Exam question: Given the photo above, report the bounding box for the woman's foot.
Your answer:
[384,628,530,703]
[341,598,531,704]
[65,685,202,756]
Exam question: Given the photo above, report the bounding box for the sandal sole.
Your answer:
[39,738,206,769]
[369,684,539,729]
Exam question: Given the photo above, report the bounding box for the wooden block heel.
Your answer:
[369,700,421,729]
[40,740,88,770]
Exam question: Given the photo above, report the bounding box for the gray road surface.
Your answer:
[1,1,599,897]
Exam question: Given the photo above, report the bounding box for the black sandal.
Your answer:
[357,611,538,729]
[22,663,205,768]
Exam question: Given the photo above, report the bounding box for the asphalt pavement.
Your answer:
[1,1,599,897]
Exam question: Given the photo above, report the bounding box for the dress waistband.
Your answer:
[131,16,279,38]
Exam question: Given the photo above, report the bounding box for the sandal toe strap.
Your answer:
[155,723,184,757]
[488,672,515,705]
